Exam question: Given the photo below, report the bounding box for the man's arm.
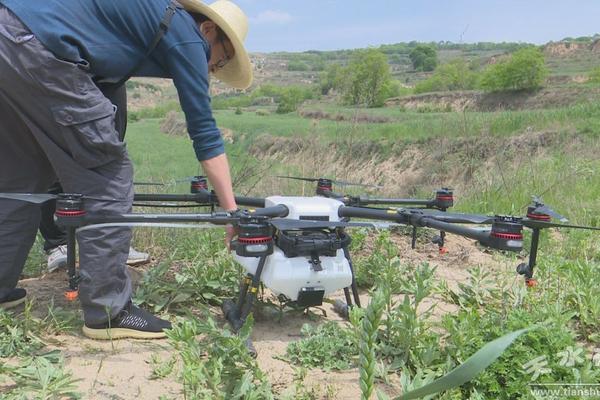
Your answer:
[201,153,238,249]
[200,153,237,211]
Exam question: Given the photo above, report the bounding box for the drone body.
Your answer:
[233,196,353,305]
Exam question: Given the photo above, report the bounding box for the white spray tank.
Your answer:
[233,196,353,302]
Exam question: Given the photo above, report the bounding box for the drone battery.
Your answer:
[297,287,325,308]
[276,231,350,258]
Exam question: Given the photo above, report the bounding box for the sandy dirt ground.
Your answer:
[4,232,519,399]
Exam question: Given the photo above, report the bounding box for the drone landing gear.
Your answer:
[333,246,362,319]
[65,227,80,300]
[517,228,541,287]
[222,255,268,357]
[54,195,85,301]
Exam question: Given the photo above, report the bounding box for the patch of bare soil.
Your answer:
[299,109,391,124]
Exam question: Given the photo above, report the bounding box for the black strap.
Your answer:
[113,0,181,87]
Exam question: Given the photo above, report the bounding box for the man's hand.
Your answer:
[225,224,238,251]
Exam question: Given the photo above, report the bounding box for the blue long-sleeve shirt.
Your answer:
[1,0,224,161]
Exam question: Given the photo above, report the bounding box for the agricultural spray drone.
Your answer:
[2,179,599,346]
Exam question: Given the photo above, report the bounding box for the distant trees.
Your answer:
[480,47,548,92]
[211,84,316,114]
[409,45,438,71]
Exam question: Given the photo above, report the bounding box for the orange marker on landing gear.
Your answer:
[64,290,78,301]
[525,279,538,288]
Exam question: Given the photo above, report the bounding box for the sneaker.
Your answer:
[47,245,68,272]
[0,288,27,310]
[126,247,150,266]
[48,245,148,270]
[82,302,171,340]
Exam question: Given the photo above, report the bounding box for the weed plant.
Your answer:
[134,231,243,312]
[0,301,77,358]
[0,351,80,399]
[285,321,358,371]
[166,312,273,399]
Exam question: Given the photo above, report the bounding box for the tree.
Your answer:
[409,45,438,71]
[480,47,548,92]
[341,49,394,107]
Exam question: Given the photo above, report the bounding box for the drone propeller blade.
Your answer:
[330,179,382,189]
[522,219,600,231]
[276,175,381,189]
[529,195,568,222]
[133,182,165,187]
[0,193,58,204]
[276,175,318,183]
[535,205,568,222]
[174,176,198,183]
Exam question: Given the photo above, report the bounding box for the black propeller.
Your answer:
[0,193,123,204]
[276,175,382,189]
[528,196,568,222]
[522,219,600,231]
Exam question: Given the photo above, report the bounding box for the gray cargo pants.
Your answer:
[0,6,133,325]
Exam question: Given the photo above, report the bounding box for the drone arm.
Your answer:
[235,196,265,208]
[415,217,490,243]
[134,190,213,203]
[83,212,237,226]
[249,204,289,218]
[338,206,401,222]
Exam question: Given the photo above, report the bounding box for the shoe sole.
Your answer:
[82,326,168,340]
[125,258,150,266]
[0,296,26,310]
[47,260,67,273]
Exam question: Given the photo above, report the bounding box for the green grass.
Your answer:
[212,102,600,145]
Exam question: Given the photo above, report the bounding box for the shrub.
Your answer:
[287,61,309,71]
[588,66,600,83]
[414,59,479,94]
[276,87,308,114]
[480,47,548,92]
[319,63,345,95]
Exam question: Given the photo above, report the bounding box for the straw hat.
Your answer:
[178,0,253,89]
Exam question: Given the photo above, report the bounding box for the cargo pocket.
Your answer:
[51,101,126,169]
[0,20,35,45]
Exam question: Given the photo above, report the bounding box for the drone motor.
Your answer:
[487,216,524,252]
[190,176,208,193]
